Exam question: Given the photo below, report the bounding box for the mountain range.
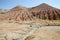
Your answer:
[0,3,60,21]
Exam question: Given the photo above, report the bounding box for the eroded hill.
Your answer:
[29,3,60,20]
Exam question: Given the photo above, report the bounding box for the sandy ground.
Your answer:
[0,21,60,40]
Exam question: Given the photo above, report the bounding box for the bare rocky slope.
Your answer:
[29,3,60,20]
[0,6,35,21]
[0,3,60,21]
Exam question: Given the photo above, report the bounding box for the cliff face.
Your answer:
[29,3,60,20]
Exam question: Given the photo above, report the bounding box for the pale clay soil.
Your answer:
[0,21,60,40]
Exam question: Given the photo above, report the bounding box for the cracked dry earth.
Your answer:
[0,21,60,40]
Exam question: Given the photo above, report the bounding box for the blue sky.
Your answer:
[0,0,60,10]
